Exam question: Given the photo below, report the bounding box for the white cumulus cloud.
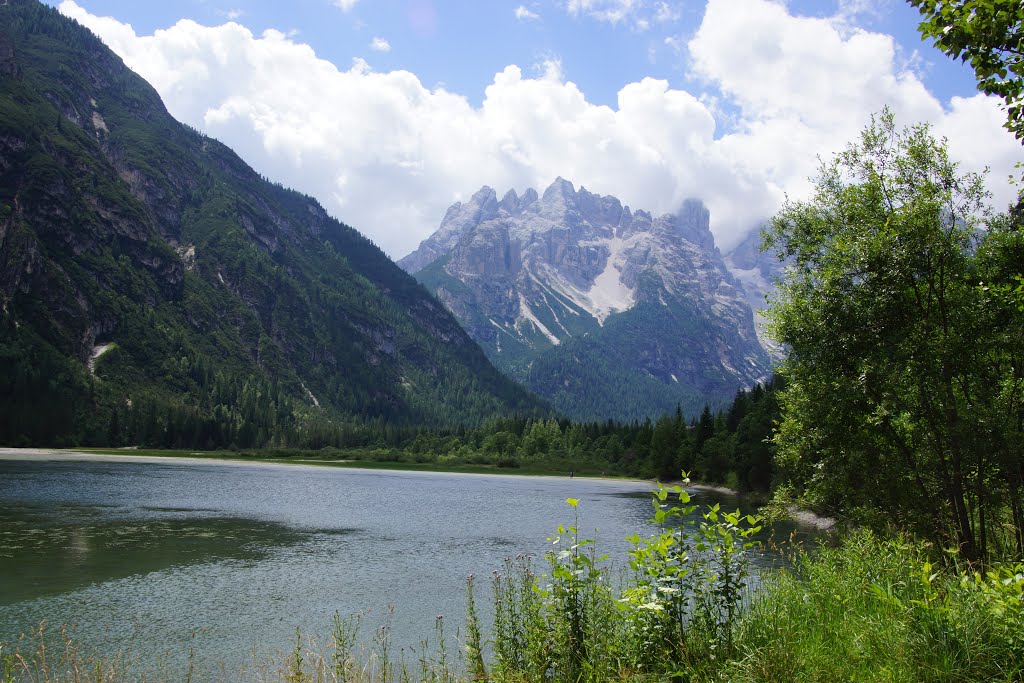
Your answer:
[514,5,541,21]
[332,0,359,11]
[57,0,1021,258]
[564,0,682,29]
[686,0,1020,246]
[370,36,391,52]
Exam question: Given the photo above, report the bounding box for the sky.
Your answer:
[48,0,1023,257]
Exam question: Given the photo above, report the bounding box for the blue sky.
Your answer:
[51,0,1021,256]
[48,0,979,107]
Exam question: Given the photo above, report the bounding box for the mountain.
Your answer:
[0,0,545,448]
[400,179,773,422]
[723,226,787,358]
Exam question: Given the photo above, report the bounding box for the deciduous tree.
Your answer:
[910,0,1024,141]
[765,110,1023,562]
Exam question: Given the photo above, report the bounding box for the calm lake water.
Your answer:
[0,451,813,678]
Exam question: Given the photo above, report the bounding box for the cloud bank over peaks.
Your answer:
[58,0,1021,258]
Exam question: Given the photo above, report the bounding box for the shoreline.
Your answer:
[0,446,641,483]
[0,447,836,529]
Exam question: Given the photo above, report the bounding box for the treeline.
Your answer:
[2,292,773,477]
[2,304,782,492]
[205,377,781,493]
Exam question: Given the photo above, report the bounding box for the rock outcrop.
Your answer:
[722,226,789,358]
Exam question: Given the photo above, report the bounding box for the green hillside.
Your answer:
[0,0,545,448]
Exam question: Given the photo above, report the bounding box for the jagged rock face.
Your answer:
[403,178,773,421]
[722,227,788,359]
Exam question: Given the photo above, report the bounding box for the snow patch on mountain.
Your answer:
[585,237,636,324]
[517,293,560,346]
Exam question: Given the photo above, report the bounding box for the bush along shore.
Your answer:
[4,482,1022,683]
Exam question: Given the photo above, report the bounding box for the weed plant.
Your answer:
[481,481,762,682]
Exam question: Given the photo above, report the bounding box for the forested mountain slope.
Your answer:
[0,0,545,447]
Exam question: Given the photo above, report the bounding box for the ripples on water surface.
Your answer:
[0,452,814,678]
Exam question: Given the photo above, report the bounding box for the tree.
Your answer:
[910,0,1024,141]
[692,405,715,453]
[765,110,1023,563]
[651,414,679,480]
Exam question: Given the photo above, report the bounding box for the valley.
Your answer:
[1,1,1022,681]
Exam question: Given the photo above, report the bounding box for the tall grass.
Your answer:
[732,530,1024,683]
[4,488,1022,682]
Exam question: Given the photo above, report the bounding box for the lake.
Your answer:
[0,450,812,679]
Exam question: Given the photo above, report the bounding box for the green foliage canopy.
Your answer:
[910,0,1024,141]
[765,110,1024,563]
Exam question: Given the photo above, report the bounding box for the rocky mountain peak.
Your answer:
[576,186,625,230]
[519,187,539,208]
[398,185,501,273]
[536,176,580,223]
[470,185,498,210]
[674,198,714,251]
[404,178,772,421]
[544,176,576,199]
[499,188,520,214]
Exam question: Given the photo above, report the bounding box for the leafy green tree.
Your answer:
[482,430,520,458]
[909,0,1024,141]
[765,110,1023,562]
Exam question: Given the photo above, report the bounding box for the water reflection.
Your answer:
[0,511,327,604]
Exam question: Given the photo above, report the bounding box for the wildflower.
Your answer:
[638,601,665,612]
